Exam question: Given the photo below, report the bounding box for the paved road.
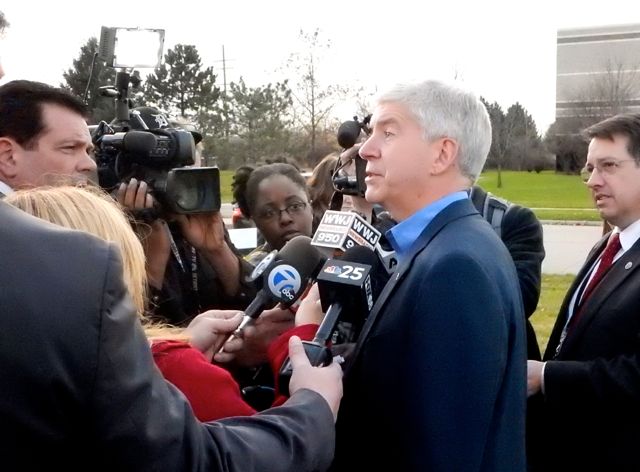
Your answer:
[541,223,603,275]
[222,204,602,275]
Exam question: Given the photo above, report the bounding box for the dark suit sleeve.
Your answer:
[544,354,640,410]
[501,204,545,318]
[92,246,335,471]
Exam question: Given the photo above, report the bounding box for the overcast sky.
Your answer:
[1,0,637,134]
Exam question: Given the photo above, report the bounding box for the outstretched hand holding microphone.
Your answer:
[212,235,326,359]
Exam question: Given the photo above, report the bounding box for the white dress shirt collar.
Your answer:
[0,180,14,197]
[615,218,640,253]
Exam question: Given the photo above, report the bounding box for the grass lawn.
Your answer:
[220,170,235,203]
[477,170,599,221]
[531,274,575,354]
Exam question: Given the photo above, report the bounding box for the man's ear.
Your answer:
[0,137,19,181]
[431,137,460,175]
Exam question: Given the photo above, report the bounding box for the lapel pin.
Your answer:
[625,262,633,270]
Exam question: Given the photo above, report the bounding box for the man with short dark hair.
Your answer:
[0,80,97,195]
[527,113,640,471]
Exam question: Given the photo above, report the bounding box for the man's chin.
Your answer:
[364,188,382,205]
[42,175,91,187]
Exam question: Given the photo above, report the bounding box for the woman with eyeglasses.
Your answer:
[221,162,316,388]
[232,162,314,267]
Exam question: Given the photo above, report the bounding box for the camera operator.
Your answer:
[114,110,255,325]
[0,80,98,198]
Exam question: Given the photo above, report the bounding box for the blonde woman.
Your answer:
[7,185,148,314]
[5,185,320,421]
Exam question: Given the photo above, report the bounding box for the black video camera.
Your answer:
[91,67,220,215]
[332,115,371,198]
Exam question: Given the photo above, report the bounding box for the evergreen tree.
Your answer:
[206,78,294,168]
[61,37,115,124]
[141,44,219,121]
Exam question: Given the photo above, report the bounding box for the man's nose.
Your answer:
[79,152,98,173]
[586,168,603,188]
[358,135,377,161]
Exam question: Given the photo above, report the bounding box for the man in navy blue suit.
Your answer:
[331,80,526,471]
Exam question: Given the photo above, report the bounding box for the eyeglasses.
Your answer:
[256,201,308,221]
[580,159,638,182]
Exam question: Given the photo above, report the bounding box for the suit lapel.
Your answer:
[344,199,478,373]
[561,236,640,353]
[544,235,607,359]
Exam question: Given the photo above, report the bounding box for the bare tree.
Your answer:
[571,58,640,124]
[551,58,640,172]
[285,29,347,158]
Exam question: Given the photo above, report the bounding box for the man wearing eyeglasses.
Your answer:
[527,113,640,471]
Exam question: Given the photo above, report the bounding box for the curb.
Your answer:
[540,220,602,226]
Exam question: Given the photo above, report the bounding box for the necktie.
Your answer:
[570,232,621,330]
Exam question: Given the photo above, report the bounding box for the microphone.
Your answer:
[311,210,382,258]
[372,210,399,274]
[337,119,362,149]
[215,236,325,352]
[314,245,381,342]
[278,246,382,395]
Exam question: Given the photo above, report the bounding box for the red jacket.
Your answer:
[152,324,318,421]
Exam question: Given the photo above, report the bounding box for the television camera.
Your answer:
[332,114,371,198]
[91,26,220,215]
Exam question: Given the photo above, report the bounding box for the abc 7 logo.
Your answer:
[267,264,302,301]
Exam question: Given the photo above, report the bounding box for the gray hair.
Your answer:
[376,80,491,181]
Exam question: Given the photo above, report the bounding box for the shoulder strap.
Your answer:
[469,187,510,238]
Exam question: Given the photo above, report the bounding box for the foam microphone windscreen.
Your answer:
[340,245,378,265]
[278,235,326,281]
[340,245,388,303]
[337,120,362,149]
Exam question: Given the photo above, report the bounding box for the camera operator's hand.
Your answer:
[185,310,243,362]
[338,144,374,221]
[173,212,242,297]
[173,212,227,253]
[339,143,361,169]
[214,306,295,366]
[117,178,171,289]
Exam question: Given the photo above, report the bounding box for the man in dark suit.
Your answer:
[0,80,97,194]
[331,80,527,471]
[0,198,342,469]
[527,113,640,471]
